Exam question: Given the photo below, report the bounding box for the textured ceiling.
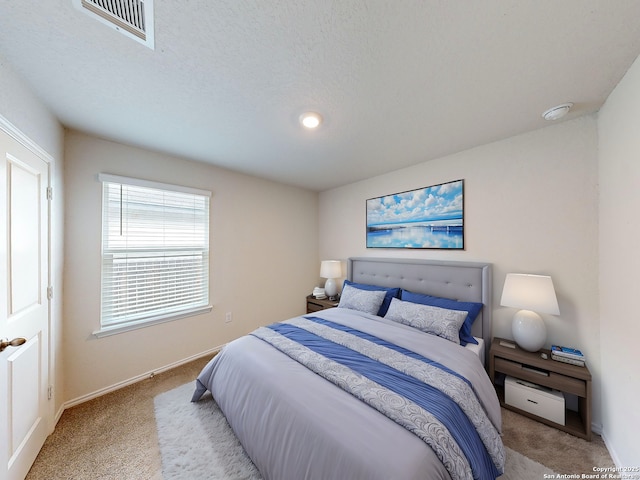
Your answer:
[1,1,640,191]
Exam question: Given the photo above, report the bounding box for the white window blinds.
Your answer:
[100,174,210,330]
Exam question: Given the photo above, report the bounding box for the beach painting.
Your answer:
[366,179,464,249]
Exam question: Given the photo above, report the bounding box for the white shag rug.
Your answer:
[154,383,557,480]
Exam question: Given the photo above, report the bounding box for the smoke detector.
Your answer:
[73,0,155,49]
[542,103,573,121]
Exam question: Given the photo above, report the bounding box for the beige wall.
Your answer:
[63,131,319,402]
[0,56,66,420]
[319,116,602,427]
[598,55,640,466]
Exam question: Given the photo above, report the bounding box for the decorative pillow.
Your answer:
[384,297,467,344]
[400,290,483,346]
[342,280,400,316]
[338,284,387,316]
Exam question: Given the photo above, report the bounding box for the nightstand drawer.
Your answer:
[306,295,338,313]
[307,300,326,312]
[494,357,586,397]
[493,357,552,383]
[505,376,565,425]
[494,357,524,376]
[548,372,586,397]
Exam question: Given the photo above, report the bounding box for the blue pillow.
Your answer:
[343,280,400,316]
[400,289,483,346]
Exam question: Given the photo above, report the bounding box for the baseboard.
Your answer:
[54,404,65,426]
[600,430,623,468]
[62,345,223,410]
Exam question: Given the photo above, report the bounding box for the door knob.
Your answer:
[0,337,26,353]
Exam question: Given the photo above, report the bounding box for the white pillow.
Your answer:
[338,284,386,315]
[384,297,467,344]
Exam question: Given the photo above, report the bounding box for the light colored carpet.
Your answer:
[154,383,557,480]
[25,358,613,479]
[500,407,614,474]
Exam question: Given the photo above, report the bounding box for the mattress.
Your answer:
[467,337,485,366]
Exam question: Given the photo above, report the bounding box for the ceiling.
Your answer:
[1,1,640,191]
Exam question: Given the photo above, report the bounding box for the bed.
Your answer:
[192,257,505,480]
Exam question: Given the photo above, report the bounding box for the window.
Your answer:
[97,174,211,336]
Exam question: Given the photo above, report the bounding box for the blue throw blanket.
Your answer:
[251,317,504,480]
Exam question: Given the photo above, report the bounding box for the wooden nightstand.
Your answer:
[489,337,592,441]
[306,295,339,313]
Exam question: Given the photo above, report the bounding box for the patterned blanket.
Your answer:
[251,316,504,480]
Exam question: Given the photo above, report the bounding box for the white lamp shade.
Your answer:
[500,274,559,315]
[320,260,341,279]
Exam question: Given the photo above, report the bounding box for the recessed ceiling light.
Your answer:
[542,103,573,121]
[300,112,322,129]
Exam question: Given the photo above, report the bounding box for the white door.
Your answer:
[0,129,50,480]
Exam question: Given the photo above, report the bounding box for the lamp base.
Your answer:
[324,278,337,298]
[512,309,546,352]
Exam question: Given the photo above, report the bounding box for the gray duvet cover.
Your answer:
[193,307,504,480]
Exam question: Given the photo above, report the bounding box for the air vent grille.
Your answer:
[74,0,154,49]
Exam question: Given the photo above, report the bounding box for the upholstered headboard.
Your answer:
[347,257,492,366]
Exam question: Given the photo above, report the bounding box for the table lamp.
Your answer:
[320,260,342,300]
[500,273,560,352]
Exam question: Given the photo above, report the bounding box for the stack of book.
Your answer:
[551,345,586,367]
[312,287,327,299]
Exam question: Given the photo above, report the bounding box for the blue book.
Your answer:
[551,345,584,359]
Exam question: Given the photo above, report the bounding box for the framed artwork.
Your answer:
[366,179,464,249]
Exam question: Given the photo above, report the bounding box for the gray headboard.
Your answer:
[347,257,492,366]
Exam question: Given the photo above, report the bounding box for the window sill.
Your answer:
[93,305,213,338]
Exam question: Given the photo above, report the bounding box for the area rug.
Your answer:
[154,383,557,480]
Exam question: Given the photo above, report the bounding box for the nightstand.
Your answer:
[306,295,339,313]
[489,337,592,441]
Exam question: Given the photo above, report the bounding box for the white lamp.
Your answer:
[500,273,560,352]
[320,260,341,300]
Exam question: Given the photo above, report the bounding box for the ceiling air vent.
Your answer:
[73,0,155,49]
